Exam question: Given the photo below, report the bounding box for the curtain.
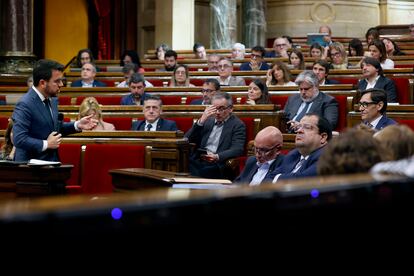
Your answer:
[94,0,111,59]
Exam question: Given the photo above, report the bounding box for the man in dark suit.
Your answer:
[357,57,397,103]
[263,113,332,183]
[284,70,338,131]
[121,73,148,105]
[190,79,220,105]
[185,92,246,179]
[240,46,270,71]
[12,59,97,162]
[70,63,106,87]
[358,88,397,130]
[217,58,246,86]
[312,60,340,86]
[234,126,284,185]
[131,95,177,131]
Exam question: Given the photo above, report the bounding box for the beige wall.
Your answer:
[44,0,88,65]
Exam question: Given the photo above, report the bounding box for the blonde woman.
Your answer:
[328,42,349,69]
[78,97,115,131]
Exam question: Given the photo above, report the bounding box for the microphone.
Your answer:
[57,113,64,133]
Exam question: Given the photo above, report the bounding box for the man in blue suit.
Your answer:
[234,126,284,185]
[263,113,332,183]
[190,79,220,105]
[70,63,106,87]
[131,95,177,131]
[312,60,340,86]
[357,57,397,103]
[120,73,148,106]
[12,59,97,162]
[358,88,397,130]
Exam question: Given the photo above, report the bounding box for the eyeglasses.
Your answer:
[175,70,186,75]
[358,101,378,108]
[251,54,262,59]
[253,144,280,155]
[215,105,231,112]
[330,52,341,58]
[293,123,318,132]
[202,89,216,94]
[275,44,287,48]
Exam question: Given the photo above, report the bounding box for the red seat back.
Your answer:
[81,144,145,194]
[186,96,202,105]
[270,95,289,109]
[397,119,414,131]
[147,79,167,87]
[0,116,9,129]
[58,144,82,187]
[0,95,6,105]
[160,96,183,105]
[190,79,204,87]
[333,95,347,131]
[75,96,123,105]
[104,117,132,130]
[392,77,410,104]
[58,96,72,105]
[240,117,255,143]
[166,117,194,133]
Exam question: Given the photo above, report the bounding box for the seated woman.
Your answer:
[309,43,323,59]
[231,43,246,60]
[120,50,145,73]
[328,42,349,69]
[266,61,295,87]
[76,48,95,68]
[156,44,170,60]
[367,39,394,69]
[78,97,115,131]
[365,27,380,45]
[288,49,305,70]
[382,37,405,58]
[1,119,15,160]
[348,38,364,57]
[169,64,195,87]
[246,79,271,105]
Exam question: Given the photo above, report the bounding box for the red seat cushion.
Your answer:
[81,144,145,194]
[58,144,82,187]
[166,117,194,133]
[104,117,132,130]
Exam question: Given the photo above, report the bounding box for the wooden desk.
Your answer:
[0,164,73,198]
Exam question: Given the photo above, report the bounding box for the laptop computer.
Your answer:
[307,33,329,47]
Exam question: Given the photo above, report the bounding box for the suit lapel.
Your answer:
[308,93,322,113]
[156,119,163,130]
[31,90,54,130]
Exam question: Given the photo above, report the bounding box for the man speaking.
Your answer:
[12,59,97,162]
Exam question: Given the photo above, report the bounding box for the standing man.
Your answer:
[284,70,338,131]
[185,93,246,179]
[234,126,284,185]
[12,59,97,162]
[358,88,397,130]
[131,95,177,131]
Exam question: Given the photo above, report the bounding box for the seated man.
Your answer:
[185,92,246,179]
[265,37,290,58]
[264,113,332,183]
[191,78,220,105]
[357,57,397,103]
[71,62,106,87]
[156,50,177,72]
[217,58,246,86]
[234,126,284,186]
[193,43,207,59]
[358,88,397,130]
[240,46,270,71]
[120,73,148,106]
[207,54,221,72]
[131,95,177,131]
[117,63,153,88]
[284,70,338,131]
[312,60,340,85]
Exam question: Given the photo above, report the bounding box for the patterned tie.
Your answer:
[291,157,306,173]
[146,124,152,131]
[295,102,311,122]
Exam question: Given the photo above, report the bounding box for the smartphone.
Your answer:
[197,148,208,155]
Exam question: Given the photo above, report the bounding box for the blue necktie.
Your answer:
[295,102,311,122]
[146,124,152,131]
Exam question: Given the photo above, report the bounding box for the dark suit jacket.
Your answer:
[263,146,325,183]
[284,92,339,129]
[325,79,340,85]
[131,118,178,131]
[357,75,397,103]
[120,93,147,105]
[240,62,270,71]
[71,79,107,87]
[190,98,204,105]
[12,88,77,162]
[185,115,246,165]
[233,154,284,184]
[219,76,246,86]
[375,115,397,130]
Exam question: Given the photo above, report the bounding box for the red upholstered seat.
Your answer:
[0,116,9,129]
[333,95,347,131]
[104,117,132,130]
[397,119,414,131]
[395,64,413,69]
[101,79,118,87]
[392,77,410,104]
[147,79,167,87]
[58,144,82,187]
[270,95,289,109]
[166,117,194,133]
[160,96,183,105]
[81,144,145,194]
[186,96,202,105]
[240,117,255,144]
[190,79,204,87]
[58,96,72,105]
[0,95,6,105]
[75,96,123,105]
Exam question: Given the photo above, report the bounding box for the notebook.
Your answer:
[307,33,329,47]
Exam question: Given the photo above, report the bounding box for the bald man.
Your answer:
[234,126,284,185]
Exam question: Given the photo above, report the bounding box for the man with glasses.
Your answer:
[240,46,269,71]
[359,88,396,130]
[264,113,332,183]
[284,70,338,131]
[191,79,221,105]
[217,58,245,86]
[71,62,106,88]
[121,73,148,105]
[185,92,246,179]
[207,54,221,72]
[12,59,97,162]
[357,57,397,103]
[265,37,290,58]
[234,126,284,185]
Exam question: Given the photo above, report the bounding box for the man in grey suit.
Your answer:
[217,58,246,86]
[284,70,339,131]
[12,59,97,162]
[185,92,246,179]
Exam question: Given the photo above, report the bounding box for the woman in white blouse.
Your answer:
[266,61,296,87]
